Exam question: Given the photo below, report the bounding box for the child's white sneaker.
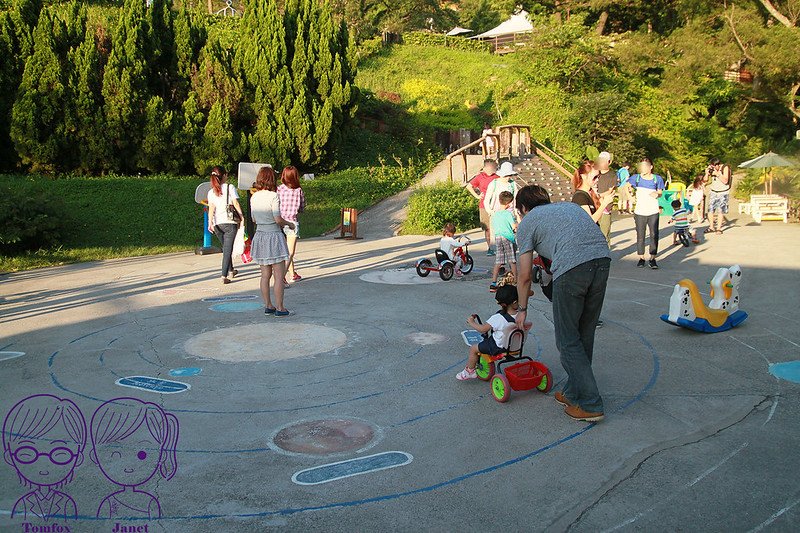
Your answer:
[455,268,464,278]
[456,367,477,380]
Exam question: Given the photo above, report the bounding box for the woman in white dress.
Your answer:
[249,167,296,316]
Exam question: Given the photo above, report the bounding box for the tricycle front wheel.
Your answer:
[475,356,495,381]
[491,374,511,403]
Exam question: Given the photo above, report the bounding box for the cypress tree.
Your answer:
[10,9,70,171]
[178,91,205,173]
[282,0,357,166]
[192,38,243,118]
[138,95,177,172]
[69,25,110,172]
[195,101,244,175]
[10,0,42,59]
[0,14,18,166]
[146,0,175,101]
[102,0,151,171]
[284,0,313,163]
[237,0,292,165]
[0,0,43,168]
[173,7,206,101]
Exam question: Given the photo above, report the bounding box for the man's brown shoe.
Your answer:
[554,391,573,407]
[564,404,604,422]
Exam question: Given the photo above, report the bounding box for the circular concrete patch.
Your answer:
[359,268,440,285]
[271,418,378,455]
[405,332,448,345]
[183,323,348,362]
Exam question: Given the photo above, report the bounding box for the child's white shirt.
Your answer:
[439,236,464,259]
[487,311,518,348]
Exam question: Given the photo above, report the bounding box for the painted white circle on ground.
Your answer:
[405,332,448,345]
[0,351,25,362]
[183,323,348,362]
[359,268,440,285]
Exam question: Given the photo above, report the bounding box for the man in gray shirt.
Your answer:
[514,185,611,422]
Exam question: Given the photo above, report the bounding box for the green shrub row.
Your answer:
[402,182,479,235]
[402,31,491,53]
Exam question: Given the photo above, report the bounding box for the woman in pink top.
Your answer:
[277,166,306,283]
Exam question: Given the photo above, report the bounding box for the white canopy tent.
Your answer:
[446,26,473,36]
[471,11,533,39]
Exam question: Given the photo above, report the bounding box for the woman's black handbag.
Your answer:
[225,185,242,223]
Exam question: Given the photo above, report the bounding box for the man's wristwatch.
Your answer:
[518,307,527,312]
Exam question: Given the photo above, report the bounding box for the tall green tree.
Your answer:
[10,9,70,171]
[195,101,244,174]
[102,0,153,171]
[0,14,19,167]
[69,25,110,172]
[237,0,292,165]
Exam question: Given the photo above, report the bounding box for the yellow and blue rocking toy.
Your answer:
[660,265,748,333]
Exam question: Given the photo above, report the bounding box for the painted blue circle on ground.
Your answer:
[170,367,202,377]
[208,301,264,313]
[769,361,800,384]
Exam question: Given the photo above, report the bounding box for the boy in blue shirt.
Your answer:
[489,191,517,292]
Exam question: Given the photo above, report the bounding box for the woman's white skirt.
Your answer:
[250,230,289,265]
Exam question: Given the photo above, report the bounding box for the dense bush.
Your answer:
[402,182,479,235]
[403,31,491,53]
[0,0,357,174]
[0,183,64,253]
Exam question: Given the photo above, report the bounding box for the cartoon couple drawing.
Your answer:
[2,394,179,521]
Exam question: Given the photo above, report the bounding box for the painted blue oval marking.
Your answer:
[769,361,800,384]
[0,351,26,362]
[202,295,259,303]
[208,301,264,313]
[115,376,191,394]
[169,367,202,377]
[292,451,413,486]
[461,330,483,347]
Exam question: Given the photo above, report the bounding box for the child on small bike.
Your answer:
[440,222,469,277]
[669,199,699,245]
[456,285,520,381]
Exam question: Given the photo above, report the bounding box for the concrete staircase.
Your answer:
[513,154,574,203]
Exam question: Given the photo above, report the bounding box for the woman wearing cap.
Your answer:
[250,166,296,317]
[206,166,244,284]
[485,161,520,218]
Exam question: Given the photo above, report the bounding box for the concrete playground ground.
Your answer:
[1,208,799,532]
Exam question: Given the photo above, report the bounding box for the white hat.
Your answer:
[497,161,518,177]
[597,151,612,161]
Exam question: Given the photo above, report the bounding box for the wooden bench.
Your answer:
[749,194,789,223]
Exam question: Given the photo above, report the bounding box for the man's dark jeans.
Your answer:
[551,257,611,413]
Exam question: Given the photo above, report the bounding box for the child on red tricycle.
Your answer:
[457,284,553,402]
[456,285,523,380]
[416,222,474,281]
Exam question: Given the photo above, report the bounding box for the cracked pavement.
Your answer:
[1,211,799,532]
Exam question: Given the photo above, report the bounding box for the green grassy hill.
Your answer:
[356,44,579,158]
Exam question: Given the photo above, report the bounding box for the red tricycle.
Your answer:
[416,239,474,281]
[471,315,553,403]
